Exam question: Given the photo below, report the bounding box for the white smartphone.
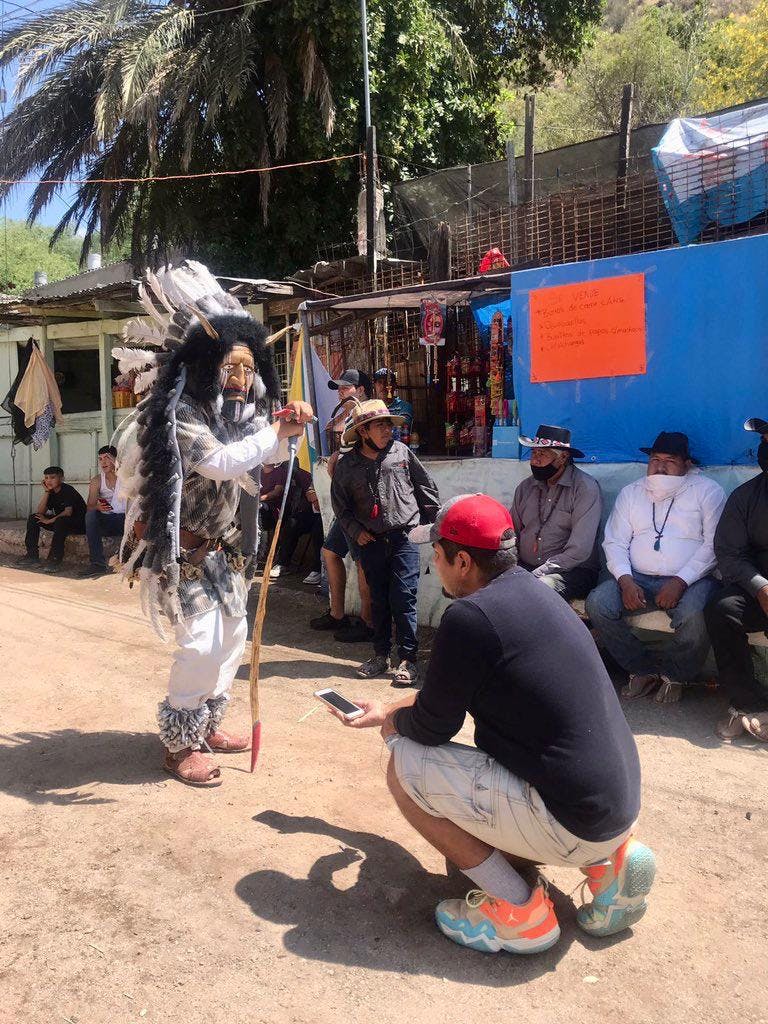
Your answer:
[314,688,365,720]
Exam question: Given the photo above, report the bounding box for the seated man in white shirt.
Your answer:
[586,432,725,705]
[79,445,128,578]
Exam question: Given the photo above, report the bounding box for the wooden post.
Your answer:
[466,163,473,223]
[617,83,634,182]
[617,83,635,218]
[506,139,519,265]
[98,322,114,447]
[523,95,535,205]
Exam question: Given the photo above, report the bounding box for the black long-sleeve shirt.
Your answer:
[330,441,440,542]
[394,567,641,842]
[714,470,768,596]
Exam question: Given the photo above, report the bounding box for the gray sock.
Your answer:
[461,849,532,906]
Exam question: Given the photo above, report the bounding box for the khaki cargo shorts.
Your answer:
[390,735,632,868]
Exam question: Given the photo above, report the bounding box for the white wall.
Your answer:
[0,319,128,519]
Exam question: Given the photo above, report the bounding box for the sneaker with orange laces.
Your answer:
[435,883,560,954]
[577,837,656,937]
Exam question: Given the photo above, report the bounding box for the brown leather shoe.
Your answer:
[163,747,222,786]
[206,729,250,753]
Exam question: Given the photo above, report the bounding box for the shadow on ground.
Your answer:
[236,810,631,986]
[0,730,162,805]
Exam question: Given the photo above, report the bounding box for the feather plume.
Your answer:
[112,345,159,373]
[134,367,160,393]
[121,318,165,348]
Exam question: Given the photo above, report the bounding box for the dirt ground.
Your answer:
[0,560,766,1024]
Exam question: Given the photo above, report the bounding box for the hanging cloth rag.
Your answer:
[1,339,35,445]
[15,344,64,427]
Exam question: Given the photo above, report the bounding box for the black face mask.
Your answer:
[530,462,559,482]
[758,440,768,473]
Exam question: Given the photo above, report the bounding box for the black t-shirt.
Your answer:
[394,567,641,842]
[46,483,87,522]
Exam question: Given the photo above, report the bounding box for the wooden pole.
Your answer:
[506,139,518,265]
[616,83,635,217]
[523,95,535,262]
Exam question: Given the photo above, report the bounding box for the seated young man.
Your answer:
[80,445,127,577]
[329,494,655,954]
[18,466,87,574]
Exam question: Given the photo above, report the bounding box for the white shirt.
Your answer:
[195,424,284,481]
[603,471,726,586]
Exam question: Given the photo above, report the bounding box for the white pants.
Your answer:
[167,606,248,711]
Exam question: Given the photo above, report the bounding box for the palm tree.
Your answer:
[0,1,602,272]
[0,0,341,263]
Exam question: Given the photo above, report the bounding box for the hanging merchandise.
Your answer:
[489,311,505,421]
[419,298,446,385]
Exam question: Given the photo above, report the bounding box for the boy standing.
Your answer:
[331,399,439,685]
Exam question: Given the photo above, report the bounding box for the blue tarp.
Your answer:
[509,234,768,465]
[653,104,768,245]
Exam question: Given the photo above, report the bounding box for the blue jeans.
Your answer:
[85,509,126,567]
[585,571,720,682]
[358,529,420,663]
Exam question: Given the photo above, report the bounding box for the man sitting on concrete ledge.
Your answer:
[512,423,602,601]
[586,431,725,704]
[704,416,768,742]
[17,466,87,574]
[79,445,127,578]
[329,494,655,955]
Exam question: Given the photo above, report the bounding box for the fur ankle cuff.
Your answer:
[157,699,210,753]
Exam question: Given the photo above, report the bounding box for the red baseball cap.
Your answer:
[410,494,515,550]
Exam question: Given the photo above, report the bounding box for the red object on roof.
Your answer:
[478,248,510,273]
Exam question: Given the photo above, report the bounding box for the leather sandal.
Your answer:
[205,729,250,753]
[163,747,222,787]
[621,674,659,700]
[715,708,746,742]
[654,677,683,704]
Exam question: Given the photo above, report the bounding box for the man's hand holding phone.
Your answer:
[322,696,386,729]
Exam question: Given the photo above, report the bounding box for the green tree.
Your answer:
[498,4,711,152]
[0,219,84,292]
[697,0,768,109]
[0,0,603,277]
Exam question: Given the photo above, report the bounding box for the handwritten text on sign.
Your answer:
[529,273,646,383]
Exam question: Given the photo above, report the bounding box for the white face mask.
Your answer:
[645,473,687,500]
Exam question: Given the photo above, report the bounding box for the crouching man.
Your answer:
[328,494,655,954]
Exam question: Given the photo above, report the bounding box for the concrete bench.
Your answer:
[569,598,768,648]
[0,519,120,566]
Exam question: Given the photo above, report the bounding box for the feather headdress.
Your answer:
[114,260,248,393]
[112,261,280,637]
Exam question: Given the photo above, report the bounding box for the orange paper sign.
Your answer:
[529,273,646,383]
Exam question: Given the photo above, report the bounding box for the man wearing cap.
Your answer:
[330,399,440,685]
[586,431,725,704]
[373,368,414,446]
[512,424,602,601]
[328,494,654,955]
[704,417,768,742]
[310,368,375,642]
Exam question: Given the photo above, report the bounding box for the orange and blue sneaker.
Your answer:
[435,883,561,955]
[577,837,656,937]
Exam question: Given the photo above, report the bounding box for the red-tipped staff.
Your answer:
[249,422,301,771]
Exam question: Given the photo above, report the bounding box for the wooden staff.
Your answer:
[249,434,299,772]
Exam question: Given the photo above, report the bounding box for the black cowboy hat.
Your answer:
[640,431,699,463]
[745,417,768,434]
[519,424,584,460]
